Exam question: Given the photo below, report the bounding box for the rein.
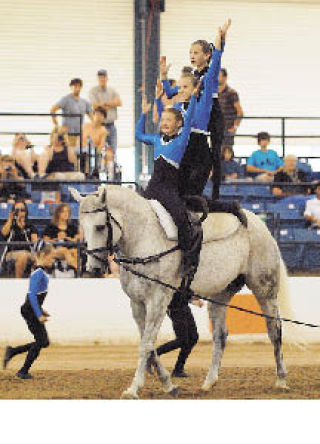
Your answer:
[82,202,320,329]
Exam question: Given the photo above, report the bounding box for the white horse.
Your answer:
[72,185,296,399]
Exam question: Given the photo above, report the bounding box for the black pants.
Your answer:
[144,158,189,230]
[178,132,212,198]
[156,293,199,372]
[209,99,225,200]
[10,305,50,374]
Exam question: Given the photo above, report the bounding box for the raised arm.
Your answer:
[135,96,157,145]
[177,92,197,147]
[159,56,179,99]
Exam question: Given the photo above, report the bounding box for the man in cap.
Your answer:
[50,78,93,148]
[88,70,122,155]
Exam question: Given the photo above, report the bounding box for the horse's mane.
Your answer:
[80,185,154,220]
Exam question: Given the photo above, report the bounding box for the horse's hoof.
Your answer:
[121,389,139,400]
[275,378,290,391]
[167,386,179,397]
[201,377,218,392]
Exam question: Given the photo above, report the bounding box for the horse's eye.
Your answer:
[96,225,105,232]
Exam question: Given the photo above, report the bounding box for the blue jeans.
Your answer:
[105,123,117,157]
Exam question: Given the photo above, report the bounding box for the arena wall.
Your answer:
[0,277,320,344]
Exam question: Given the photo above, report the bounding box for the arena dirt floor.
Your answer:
[0,342,320,399]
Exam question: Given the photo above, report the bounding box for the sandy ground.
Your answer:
[0,342,319,399]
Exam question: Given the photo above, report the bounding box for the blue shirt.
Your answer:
[27,267,49,318]
[247,149,283,172]
[221,159,240,177]
[135,95,196,168]
[158,49,222,133]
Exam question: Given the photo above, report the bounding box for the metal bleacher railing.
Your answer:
[0,179,140,278]
[228,114,320,159]
[0,112,105,176]
[217,180,320,270]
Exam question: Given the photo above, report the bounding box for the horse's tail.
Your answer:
[278,257,306,347]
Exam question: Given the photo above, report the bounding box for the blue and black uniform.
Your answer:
[4,266,50,376]
[160,48,223,198]
[136,95,196,236]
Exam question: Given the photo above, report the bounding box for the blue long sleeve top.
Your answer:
[135,94,196,168]
[156,50,222,134]
[27,267,49,318]
[162,41,225,99]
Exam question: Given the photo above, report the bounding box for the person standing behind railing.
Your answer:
[88,69,122,156]
[218,67,243,149]
[50,78,93,149]
[0,200,38,278]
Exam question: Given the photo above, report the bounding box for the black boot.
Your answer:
[2,346,13,370]
[207,200,248,227]
[178,218,203,280]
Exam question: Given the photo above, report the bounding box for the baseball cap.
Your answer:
[97,69,107,76]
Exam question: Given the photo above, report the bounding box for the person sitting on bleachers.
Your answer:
[42,203,80,274]
[0,200,38,278]
[246,132,283,182]
[221,146,240,181]
[82,106,109,177]
[38,127,84,180]
[11,133,38,179]
[272,154,310,197]
[304,183,320,228]
[0,155,31,204]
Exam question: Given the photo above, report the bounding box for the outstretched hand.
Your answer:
[221,18,232,40]
[192,80,202,97]
[141,95,151,114]
[159,56,171,80]
[155,78,163,99]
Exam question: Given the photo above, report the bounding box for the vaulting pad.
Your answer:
[150,200,240,243]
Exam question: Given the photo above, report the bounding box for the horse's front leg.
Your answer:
[202,299,229,391]
[121,290,175,399]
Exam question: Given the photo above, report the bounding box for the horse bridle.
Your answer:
[81,205,122,266]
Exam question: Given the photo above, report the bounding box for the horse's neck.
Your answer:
[107,186,170,257]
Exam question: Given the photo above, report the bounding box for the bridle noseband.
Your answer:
[81,204,122,265]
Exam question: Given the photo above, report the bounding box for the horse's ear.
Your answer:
[69,187,84,202]
[98,186,107,204]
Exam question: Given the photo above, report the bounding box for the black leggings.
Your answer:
[156,293,199,372]
[208,99,225,200]
[178,132,212,198]
[10,306,50,374]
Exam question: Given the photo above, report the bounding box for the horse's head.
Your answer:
[70,186,123,274]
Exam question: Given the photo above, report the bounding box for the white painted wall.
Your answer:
[0,277,319,344]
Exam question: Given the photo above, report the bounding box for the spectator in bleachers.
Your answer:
[304,183,320,227]
[43,203,80,273]
[38,127,84,181]
[0,156,31,204]
[82,106,110,177]
[0,200,38,278]
[246,132,283,182]
[88,69,122,155]
[218,68,243,149]
[221,146,241,181]
[272,154,310,197]
[11,133,38,179]
[50,78,93,148]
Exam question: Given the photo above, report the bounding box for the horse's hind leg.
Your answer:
[121,291,176,399]
[249,272,288,390]
[257,297,288,390]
